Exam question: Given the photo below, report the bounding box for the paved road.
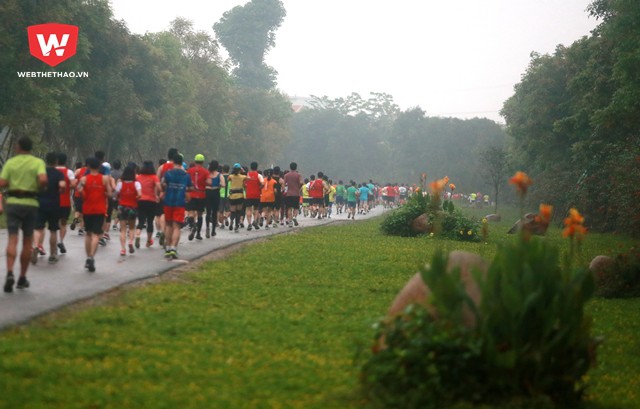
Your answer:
[0,207,385,329]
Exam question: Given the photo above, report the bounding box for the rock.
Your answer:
[485,214,501,222]
[589,255,614,278]
[410,213,431,234]
[507,213,549,235]
[377,251,489,351]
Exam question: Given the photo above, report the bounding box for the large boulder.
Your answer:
[410,213,431,234]
[385,251,489,327]
[589,255,614,280]
[507,213,549,236]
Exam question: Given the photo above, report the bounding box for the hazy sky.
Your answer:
[109,0,599,123]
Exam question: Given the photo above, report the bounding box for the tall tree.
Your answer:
[478,146,508,214]
[213,0,286,89]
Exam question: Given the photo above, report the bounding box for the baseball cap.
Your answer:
[194,154,205,162]
[233,163,242,169]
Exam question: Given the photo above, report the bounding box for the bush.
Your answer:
[380,193,481,242]
[362,238,598,408]
[380,193,431,237]
[595,247,640,298]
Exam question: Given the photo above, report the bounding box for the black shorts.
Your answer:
[229,198,244,207]
[6,204,38,236]
[274,193,283,210]
[155,200,164,216]
[245,198,261,209]
[83,214,105,235]
[35,205,60,231]
[260,202,275,210]
[58,206,71,222]
[336,196,345,205]
[73,197,83,213]
[284,196,299,209]
[347,201,357,209]
[186,197,206,212]
[106,199,117,222]
[117,205,138,222]
[311,197,324,206]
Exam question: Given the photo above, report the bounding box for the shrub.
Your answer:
[380,193,481,241]
[380,193,430,237]
[595,247,640,298]
[362,238,598,408]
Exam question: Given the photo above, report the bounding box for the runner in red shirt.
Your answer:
[155,148,179,246]
[116,166,141,256]
[55,152,76,255]
[308,174,324,219]
[135,161,161,248]
[77,157,113,272]
[244,161,264,231]
[186,154,208,240]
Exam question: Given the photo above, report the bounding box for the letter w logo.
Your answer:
[28,23,79,67]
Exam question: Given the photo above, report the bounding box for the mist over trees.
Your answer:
[1,0,638,236]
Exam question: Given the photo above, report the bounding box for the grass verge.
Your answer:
[0,216,638,408]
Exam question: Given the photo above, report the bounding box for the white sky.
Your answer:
[109,0,599,123]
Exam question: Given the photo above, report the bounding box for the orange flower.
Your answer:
[539,204,553,225]
[449,183,456,191]
[443,176,450,185]
[509,171,533,195]
[430,178,446,194]
[563,208,587,240]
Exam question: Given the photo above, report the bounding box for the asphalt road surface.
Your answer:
[0,206,385,329]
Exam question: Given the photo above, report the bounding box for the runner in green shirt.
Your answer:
[0,136,47,292]
[346,181,359,220]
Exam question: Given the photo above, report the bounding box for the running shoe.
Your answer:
[103,232,110,241]
[225,219,229,227]
[253,222,260,230]
[135,237,140,249]
[234,224,239,233]
[159,232,165,246]
[129,244,135,254]
[164,250,172,259]
[48,255,59,264]
[16,276,30,289]
[293,218,299,226]
[265,225,270,230]
[170,250,178,260]
[156,232,161,238]
[70,218,78,230]
[57,242,67,254]
[188,225,196,241]
[87,258,96,273]
[247,225,252,231]
[4,273,15,293]
[195,234,203,241]
[205,226,210,239]
[78,228,85,236]
[146,239,154,247]
[229,223,233,231]
[30,248,38,265]
[120,249,126,257]
[98,238,107,246]
[36,246,46,256]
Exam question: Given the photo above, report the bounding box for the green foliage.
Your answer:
[502,2,640,236]
[440,210,482,242]
[595,247,640,298]
[381,194,481,242]
[363,237,598,408]
[362,305,487,409]
[379,193,429,237]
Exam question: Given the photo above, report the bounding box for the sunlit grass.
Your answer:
[0,215,637,409]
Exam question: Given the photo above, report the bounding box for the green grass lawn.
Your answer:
[0,213,638,409]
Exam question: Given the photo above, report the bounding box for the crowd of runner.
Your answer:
[0,138,417,293]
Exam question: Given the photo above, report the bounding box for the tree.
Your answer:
[213,0,286,89]
[478,146,508,214]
